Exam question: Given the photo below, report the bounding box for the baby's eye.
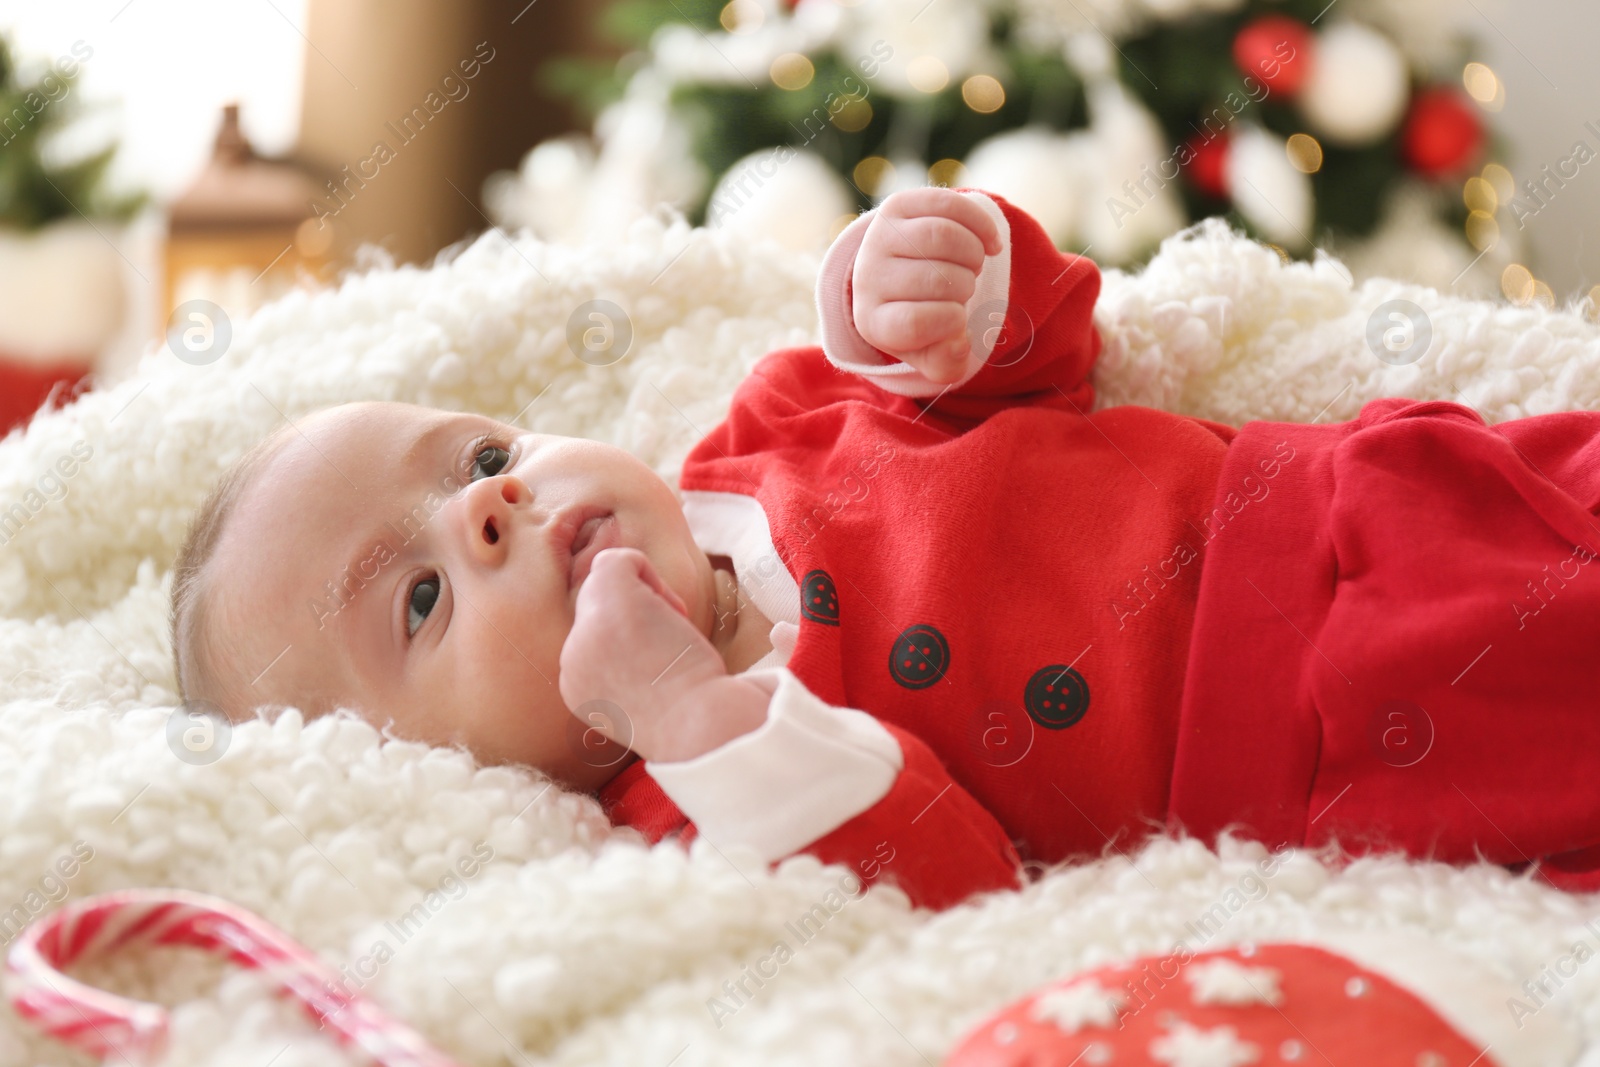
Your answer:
[468,444,510,481]
[407,576,440,636]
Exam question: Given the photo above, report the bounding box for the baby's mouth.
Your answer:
[568,512,615,587]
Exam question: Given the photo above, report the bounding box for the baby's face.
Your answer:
[207,400,721,791]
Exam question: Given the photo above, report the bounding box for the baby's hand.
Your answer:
[558,548,768,764]
[851,187,1003,384]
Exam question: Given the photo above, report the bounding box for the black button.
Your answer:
[800,569,839,625]
[1024,665,1089,729]
[889,624,949,689]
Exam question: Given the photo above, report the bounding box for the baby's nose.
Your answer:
[462,475,529,557]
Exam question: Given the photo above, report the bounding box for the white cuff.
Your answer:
[644,665,904,863]
[813,191,1013,398]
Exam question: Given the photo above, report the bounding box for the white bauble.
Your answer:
[483,135,596,244]
[489,80,710,247]
[571,83,709,244]
[1078,79,1187,263]
[1227,124,1314,250]
[790,0,846,48]
[1299,21,1409,146]
[707,148,856,252]
[1063,30,1116,80]
[652,23,758,87]
[593,85,706,210]
[961,127,1086,246]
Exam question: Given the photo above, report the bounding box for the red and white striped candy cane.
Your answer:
[5,888,465,1067]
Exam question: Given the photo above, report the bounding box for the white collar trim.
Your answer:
[680,489,801,672]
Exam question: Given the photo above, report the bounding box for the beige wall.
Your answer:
[1481,0,1600,301]
[296,0,593,266]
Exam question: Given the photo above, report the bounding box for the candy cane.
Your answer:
[5,888,465,1067]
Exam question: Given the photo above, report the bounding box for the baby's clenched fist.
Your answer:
[851,187,1003,384]
[558,547,769,765]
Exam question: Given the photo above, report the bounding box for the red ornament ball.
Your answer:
[1183,131,1231,199]
[1401,88,1485,178]
[1233,15,1314,96]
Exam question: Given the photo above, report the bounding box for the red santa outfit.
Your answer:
[1173,395,1600,891]
[598,188,1600,911]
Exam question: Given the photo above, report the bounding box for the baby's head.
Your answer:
[170,400,719,791]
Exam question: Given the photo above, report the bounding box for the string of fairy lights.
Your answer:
[1449,61,1588,314]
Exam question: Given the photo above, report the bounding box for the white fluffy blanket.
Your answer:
[3,214,1600,1067]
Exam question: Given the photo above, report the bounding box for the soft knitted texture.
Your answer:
[2,214,1600,1066]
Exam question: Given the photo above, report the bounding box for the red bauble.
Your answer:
[1401,88,1485,179]
[1183,131,1231,199]
[1233,15,1314,96]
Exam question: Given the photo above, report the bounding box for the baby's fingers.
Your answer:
[871,214,989,275]
[560,549,687,698]
[857,299,967,357]
[880,187,1003,258]
[897,335,974,384]
[588,546,689,620]
[868,257,977,307]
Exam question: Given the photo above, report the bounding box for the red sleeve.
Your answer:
[790,721,1025,912]
[817,187,1103,433]
[608,722,1025,913]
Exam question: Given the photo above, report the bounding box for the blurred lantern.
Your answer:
[164,103,331,327]
[1401,88,1486,179]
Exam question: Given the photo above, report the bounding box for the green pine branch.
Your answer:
[0,35,146,231]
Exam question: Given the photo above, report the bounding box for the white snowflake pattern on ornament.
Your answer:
[1184,959,1284,1007]
[1149,1021,1262,1067]
[1028,980,1128,1033]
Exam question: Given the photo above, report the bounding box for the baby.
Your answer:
[173,187,1600,910]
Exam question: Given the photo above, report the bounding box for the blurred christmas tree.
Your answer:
[0,33,146,436]
[491,0,1521,297]
[0,36,145,230]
